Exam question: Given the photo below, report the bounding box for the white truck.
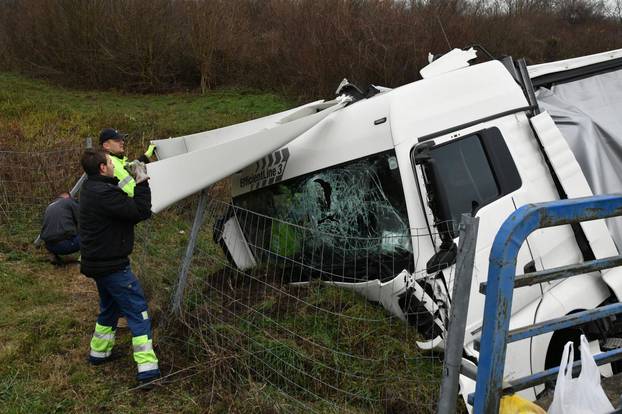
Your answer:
[147,46,622,403]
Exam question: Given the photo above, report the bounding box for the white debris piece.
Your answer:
[419,47,478,79]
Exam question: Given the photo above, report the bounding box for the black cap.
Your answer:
[99,128,128,145]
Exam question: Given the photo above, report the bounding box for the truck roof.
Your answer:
[149,48,622,209]
[232,59,528,196]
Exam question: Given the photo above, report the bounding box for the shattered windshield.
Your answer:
[233,150,413,282]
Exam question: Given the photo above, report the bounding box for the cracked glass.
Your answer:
[234,150,413,282]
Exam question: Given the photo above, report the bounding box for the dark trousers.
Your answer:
[45,235,80,256]
[91,265,159,380]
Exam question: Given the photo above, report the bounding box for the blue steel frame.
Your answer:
[473,194,622,413]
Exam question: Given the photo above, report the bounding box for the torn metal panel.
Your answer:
[148,99,347,213]
[536,68,622,251]
[530,111,622,299]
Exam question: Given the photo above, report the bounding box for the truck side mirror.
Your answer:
[426,239,457,274]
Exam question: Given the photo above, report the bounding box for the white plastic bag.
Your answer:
[548,334,613,414]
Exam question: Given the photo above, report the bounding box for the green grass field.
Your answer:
[0,73,445,413]
[0,72,289,151]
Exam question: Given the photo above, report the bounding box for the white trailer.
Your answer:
[148,46,622,404]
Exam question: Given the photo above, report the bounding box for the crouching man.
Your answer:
[78,149,159,388]
[40,192,80,265]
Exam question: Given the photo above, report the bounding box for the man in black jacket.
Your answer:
[79,149,159,388]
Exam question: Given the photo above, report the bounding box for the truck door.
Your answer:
[409,122,545,333]
[402,110,604,386]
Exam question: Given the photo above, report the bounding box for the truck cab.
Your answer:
[150,47,622,403]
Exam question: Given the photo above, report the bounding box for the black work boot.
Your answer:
[136,374,161,391]
[49,253,64,266]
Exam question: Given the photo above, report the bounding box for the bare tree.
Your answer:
[0,0,619,97]
[186,0,249,93]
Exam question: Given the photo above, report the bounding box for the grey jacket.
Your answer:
[41,197,79,242]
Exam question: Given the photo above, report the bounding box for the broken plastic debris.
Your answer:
[420,48,478,79]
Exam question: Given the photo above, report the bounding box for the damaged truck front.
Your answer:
[149,47,622,405]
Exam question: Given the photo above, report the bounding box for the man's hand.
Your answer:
[126,160,149,184]
[144,144,156,158]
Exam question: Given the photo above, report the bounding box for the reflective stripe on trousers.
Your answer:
[133,335,158,372]
[90,322,115,358]
[90,350,112,358]
[137,362,159,373]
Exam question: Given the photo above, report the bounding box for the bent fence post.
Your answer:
[172,188,209,315]
[437,214,480,414]
[68,137,92,198]
[67,137,93,198]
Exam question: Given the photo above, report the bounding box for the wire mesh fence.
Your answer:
[169,198,460,412]
[0,144,194,305]
[1,147,468,412]
[0,146,84,240]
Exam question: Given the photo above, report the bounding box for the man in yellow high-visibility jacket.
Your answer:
[99,128,156,197]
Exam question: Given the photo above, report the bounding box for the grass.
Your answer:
[0,243,204,414]
[0,72,293,413]
[171,206,444,413]
[0,72,445,413]
[0,71,289,151]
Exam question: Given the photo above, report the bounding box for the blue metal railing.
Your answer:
[471,194,622,413]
